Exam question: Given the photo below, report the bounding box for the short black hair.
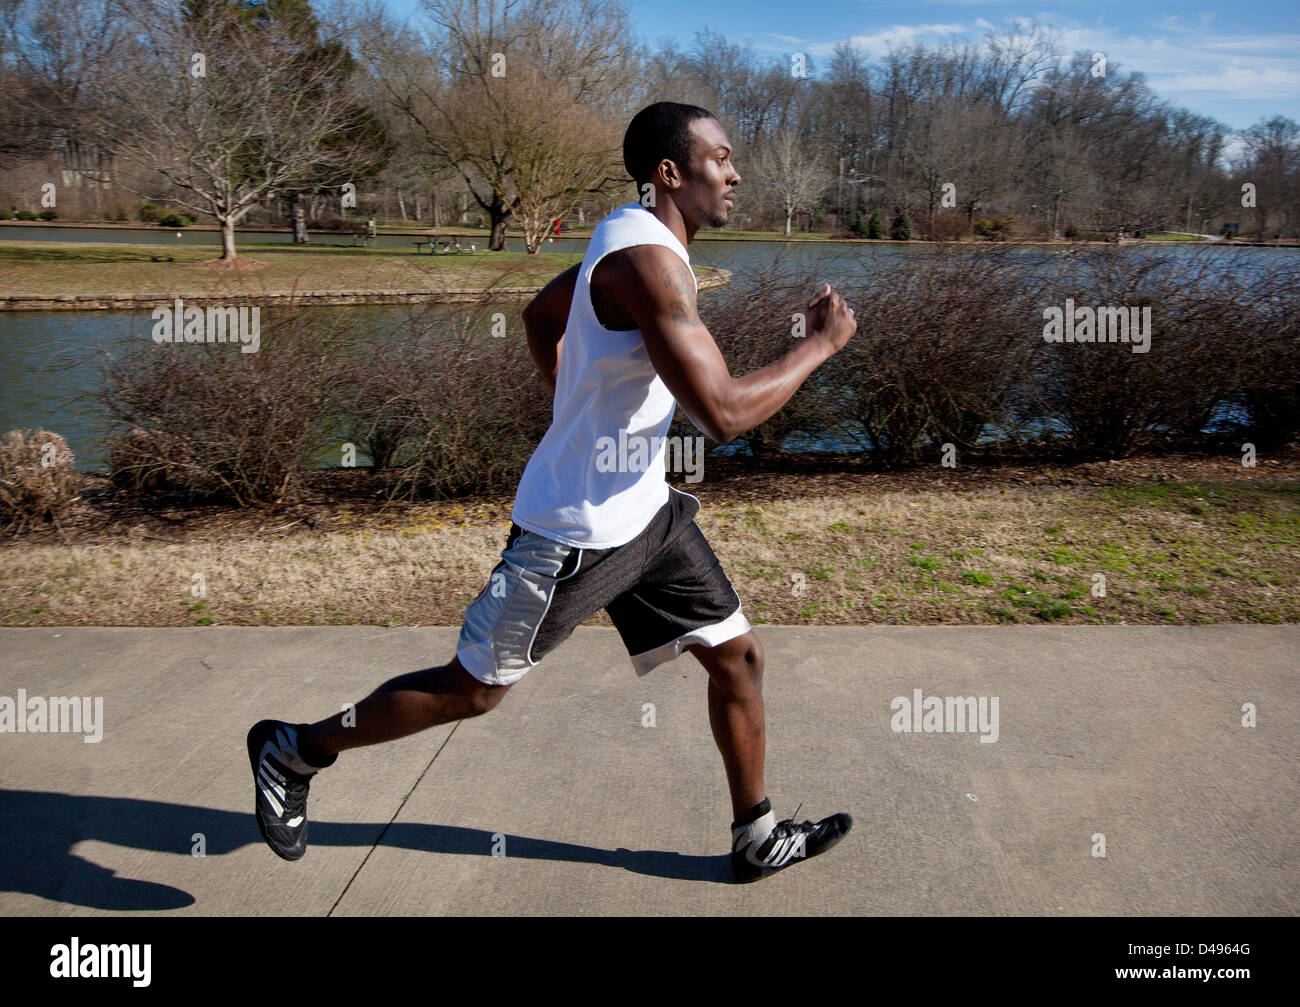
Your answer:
[623,101,716,190]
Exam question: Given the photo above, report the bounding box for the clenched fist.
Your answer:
[806,282,857,353]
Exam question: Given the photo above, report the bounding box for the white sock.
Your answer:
[275,724,325,774]
[732,810,776,852]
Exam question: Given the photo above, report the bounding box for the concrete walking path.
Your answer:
[0,625,1295,915]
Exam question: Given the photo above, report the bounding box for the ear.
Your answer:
[657,158,684,191]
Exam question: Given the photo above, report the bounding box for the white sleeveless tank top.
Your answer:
[511,202,694,548]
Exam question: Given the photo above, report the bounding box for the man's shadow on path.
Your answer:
[0,789,732,911]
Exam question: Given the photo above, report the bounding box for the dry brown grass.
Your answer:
[3,454,1296,628]
[0,430,80,531]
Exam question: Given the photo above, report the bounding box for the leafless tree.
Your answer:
[1235,115,1300,240]
[3,0,1285,243]
[751,121,831,235]
[80,0,377,259]
[982,22,1062,114]
[0,0,125,215]
[496,61,622,251]
[367,0,636,250]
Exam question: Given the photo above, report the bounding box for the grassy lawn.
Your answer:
[1145,232,1211,241]
[720,479,1298,627]
[3,473,1295,628]
[0,241,583,298]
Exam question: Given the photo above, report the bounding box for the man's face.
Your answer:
[678,117,741,228]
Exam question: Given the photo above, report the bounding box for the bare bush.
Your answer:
[0,429,80,528]
[101,310,351,505]
[108,426,214,496]
[695,251,842,456]
[90,251,1297,508]
[1235,260,1300,449]
[930,213,969,242]
[1039,248,1262,458]
[832,247,1048,465]
[342,303,552,499]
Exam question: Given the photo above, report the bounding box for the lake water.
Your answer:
[0,227,1292,469]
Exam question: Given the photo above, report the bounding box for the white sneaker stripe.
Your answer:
[258,768,286,805]
[259,781,284,817]
[263,761,287,785]
[767,835,795,866]
[751,830,806,868]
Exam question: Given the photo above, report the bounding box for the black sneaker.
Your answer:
[731,809,853,883]
[246,720,333,861]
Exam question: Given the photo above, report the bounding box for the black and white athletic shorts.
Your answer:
[457,487,751,685]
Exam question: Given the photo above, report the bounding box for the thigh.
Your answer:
[457,527,584,685]
[606,521,751,675]
[457,524,643,685]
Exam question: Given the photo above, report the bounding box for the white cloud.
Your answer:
[725,10,1297,126]
[1220,133,1247,165]
[805,21,972,59]
[1164,65,1300,100]
[1051,24,1300,101]
[803,14,1298,118]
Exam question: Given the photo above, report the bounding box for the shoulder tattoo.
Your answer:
[660,263,702,331]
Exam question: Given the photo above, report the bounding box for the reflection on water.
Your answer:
[0,312,139,469]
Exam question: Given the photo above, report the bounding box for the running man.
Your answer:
[248,101,858,884]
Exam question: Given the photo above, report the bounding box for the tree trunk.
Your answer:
[785,207,793,235]
[289,192,309,244]
[489,215,508,250]
[397,190,407,221]
[220,217,237,260]
[488,194,509,251]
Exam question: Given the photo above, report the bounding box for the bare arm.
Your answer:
[522,261,581,390]
[617,247,856,444]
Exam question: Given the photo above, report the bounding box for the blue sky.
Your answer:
[382,1,1299,133]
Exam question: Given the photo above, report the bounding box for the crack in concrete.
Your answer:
[327,720,462,916]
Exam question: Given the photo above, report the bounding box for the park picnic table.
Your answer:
[414,234,476,254]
